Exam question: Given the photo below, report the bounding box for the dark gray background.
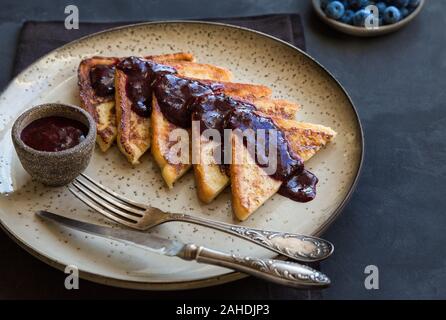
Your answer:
[0,0,445,299]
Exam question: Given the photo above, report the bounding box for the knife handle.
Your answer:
[169,213,334,262]
[178,244,330,288]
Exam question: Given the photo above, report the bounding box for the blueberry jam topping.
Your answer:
[109,56,318,202]
[90,64,116,97]
[21,116,88,152]
[190,94,318,202]
[116,56,177,118]
[154,74,219,127]
[278,169,318,202]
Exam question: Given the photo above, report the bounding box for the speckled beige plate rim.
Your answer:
[0,20,364,290]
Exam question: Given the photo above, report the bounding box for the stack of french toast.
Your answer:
[78,52,336,221]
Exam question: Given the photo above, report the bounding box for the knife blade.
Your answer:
[36,210,185,257]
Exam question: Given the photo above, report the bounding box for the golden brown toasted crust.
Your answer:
[230,117,337,221]
[148,53,195,63]
[151,62,234,188]
[193,139,231,202]
[115,69,151,165]
[169,61,232,82]
[78,53,194,152]
[150,58,276,190]
[78,56,119,151]
[230,133,282,221]
[152,79,275,190]
[117,59,228,165]
[273,119,337,162]
[114,55,198,163]
[198,80,272,102]
[78,57,119,115]
[113,58,263,166]
[252,98,300,119]
[195,97,299,204]
[151,96,191,188]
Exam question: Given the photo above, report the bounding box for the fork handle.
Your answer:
[169,213,333,262]
[178,244,330,288]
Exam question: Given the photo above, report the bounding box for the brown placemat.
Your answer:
[3,15,322,300]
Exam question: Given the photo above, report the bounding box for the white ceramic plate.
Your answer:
[0,21,363,290]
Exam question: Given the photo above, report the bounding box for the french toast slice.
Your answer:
[151,96,192,188]
[273,119,338,162]
[116,60,232,165]
[152,77,272,188]
[78,56,120,152]
[230,135,282,221]
[231,119,337,221]
[114,69,151,164]
[78,53,194,152]
[194,98,300,204]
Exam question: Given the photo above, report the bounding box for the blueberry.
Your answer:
[391,0,409,8]
[408,0,420,8]
[375,2,387,15]
[321,0,335,10]
[325,1,345,20]
[340,10,355,24]
[353,9,372,26]
[367,14,380,27]
[400,7,409,18]
[383,6,402,24]
[348,0,369,10]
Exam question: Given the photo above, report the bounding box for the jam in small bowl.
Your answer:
[11,103,96,186]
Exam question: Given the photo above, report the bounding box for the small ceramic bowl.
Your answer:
[11,103,96,186]
[312,0,425,37]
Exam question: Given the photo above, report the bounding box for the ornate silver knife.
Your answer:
[36,210,330,288]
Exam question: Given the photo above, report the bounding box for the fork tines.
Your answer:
[69,173,145,227]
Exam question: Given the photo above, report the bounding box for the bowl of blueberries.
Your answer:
[312,0,425,36]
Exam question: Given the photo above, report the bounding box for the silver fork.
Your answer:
[68,173,334,262]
